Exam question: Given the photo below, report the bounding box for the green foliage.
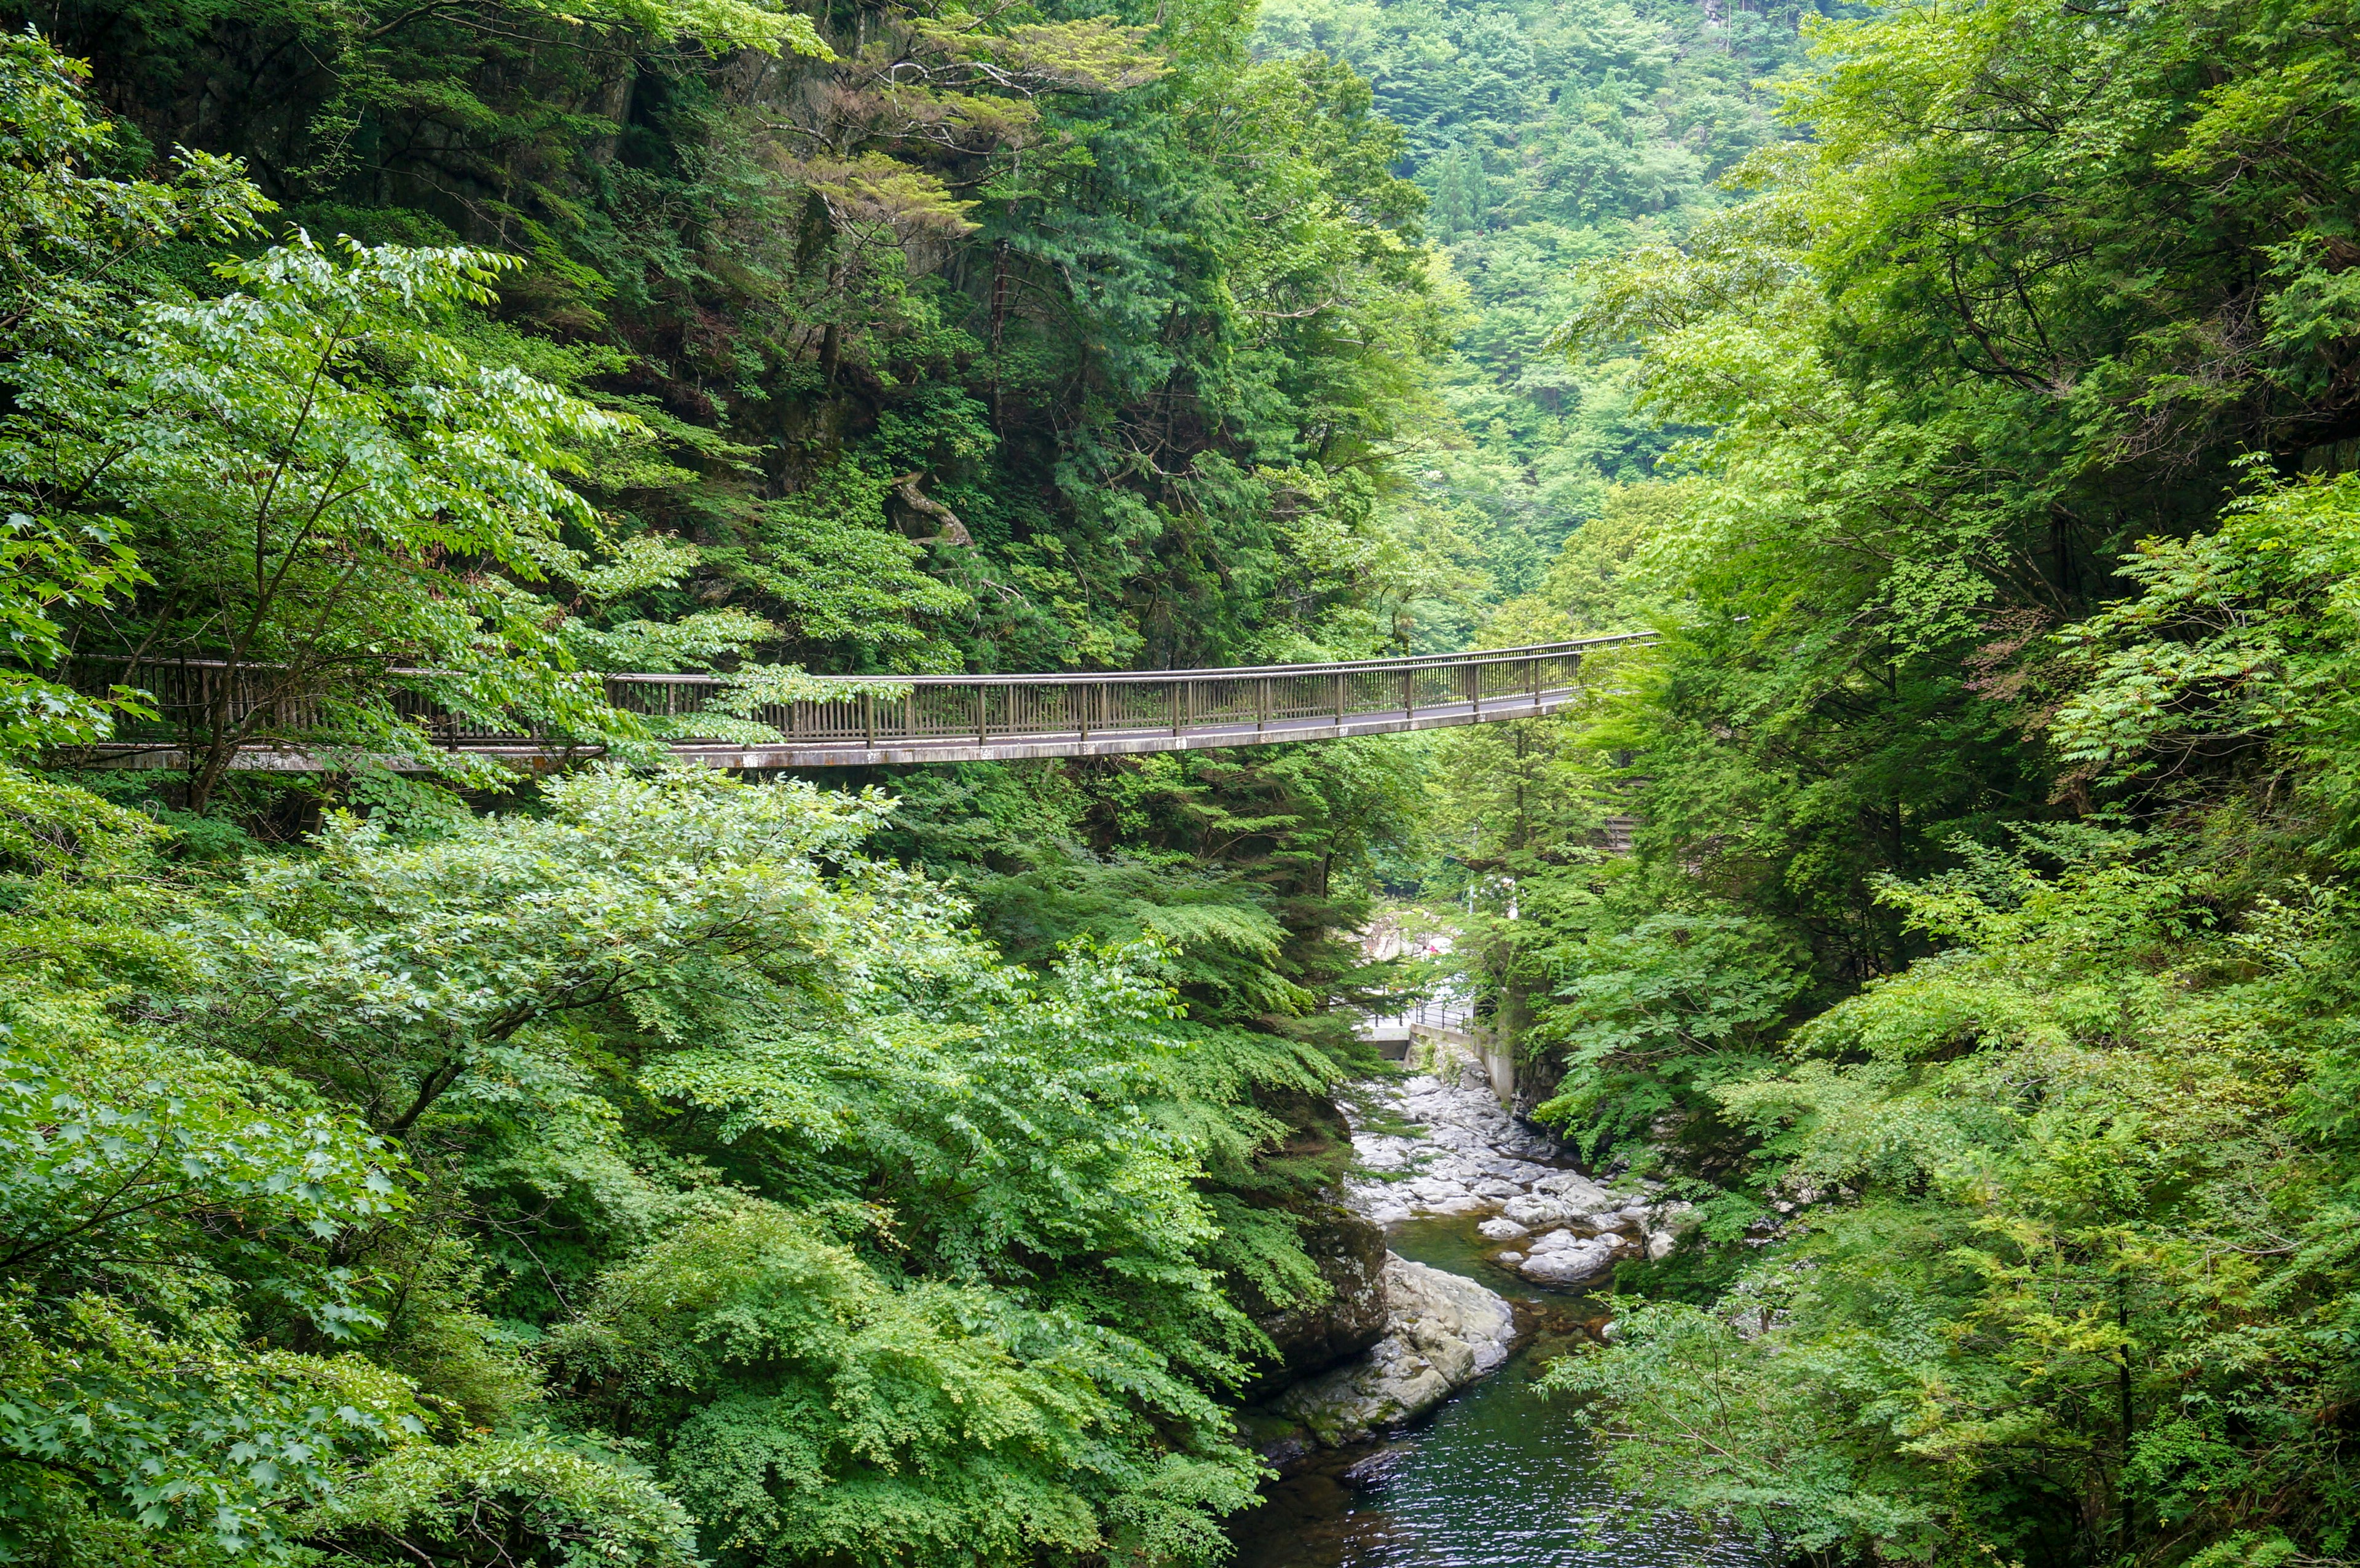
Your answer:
[1552,812,2360,1563]
[1255,0,1809,642]
[11,233,656,803]
[0,31,268,751]
[0,777,426,1558]
[0,29,1473,1562]
[22,0,1452,678]
[1426,1,2360,1561]
[1526,223,2360,1568]
[0,755,1351,1566]
[2050,471,2360,834]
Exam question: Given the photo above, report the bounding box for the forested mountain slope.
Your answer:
[10,0,2360,1558]
[1258,0,1812,636]
[30,0,1446,681]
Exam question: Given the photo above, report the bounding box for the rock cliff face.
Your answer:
[1259,1255,1515,1451]
[1238,1205,1391,1401]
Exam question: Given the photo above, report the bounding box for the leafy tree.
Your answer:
[0,31,267,752]
[16,235,648,807]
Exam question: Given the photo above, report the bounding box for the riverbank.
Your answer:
[1240,1038,1694,1463]
[1226,1215,1763,1568]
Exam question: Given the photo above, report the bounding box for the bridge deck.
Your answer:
[66,633,1651,771]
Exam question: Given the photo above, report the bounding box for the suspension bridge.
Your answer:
[68,633,1653,772]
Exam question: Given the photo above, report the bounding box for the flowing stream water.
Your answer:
[1225,1213,1763,1568]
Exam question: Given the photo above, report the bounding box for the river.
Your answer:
[1225,1213,1763,1568]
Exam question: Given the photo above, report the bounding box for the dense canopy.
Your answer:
[6,0,2360,1561]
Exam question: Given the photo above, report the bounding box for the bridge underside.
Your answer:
[80,684,1582,773]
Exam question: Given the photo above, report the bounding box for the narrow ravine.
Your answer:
[1227,1052,1764,1568]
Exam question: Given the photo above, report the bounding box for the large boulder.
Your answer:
[1517,1229,1620,1287]
[1498,1186,1619,1228]
[1641,1199,1699,1260]
[1264,1255,1516,1447]
[1531,1170,1619,1208]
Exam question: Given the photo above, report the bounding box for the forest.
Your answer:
[1,0,2358,1557]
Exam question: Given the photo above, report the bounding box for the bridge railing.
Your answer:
[1359,998,1478,1035]
[64,631,1654,756]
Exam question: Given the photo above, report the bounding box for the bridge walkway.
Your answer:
[67,632,1654,771]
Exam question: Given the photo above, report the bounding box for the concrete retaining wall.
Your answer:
[1407,1025,1516,1110]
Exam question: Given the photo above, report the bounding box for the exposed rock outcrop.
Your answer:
[1238,1205,1391,1401]
[1262,1254,1514,1448]
[1237,1038,1697,1464]
[1517,1228,1622,1286]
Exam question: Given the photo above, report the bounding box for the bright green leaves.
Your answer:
[131,762,1294,1564]
[1532,909,1807,1154]
[0,997,426,1558]
[2052,472,2360,832]
[1552,803,2355,1558]
[0,33,270,350]
[549,1202,1246,1568]
[1540,1299,1939,1556]
[0,752,1340,1566]
[0,1304,428,1559]
[710,475,973,673]
[512,0,830,57]
[0,1040,407,1280]
[197,767,905,1129]
[0,31,270,754]
[304,1435,698,1568]
[1501,2,2360,1559]
[9,232,637,801]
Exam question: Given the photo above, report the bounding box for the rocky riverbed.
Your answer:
[1343,1043,1691,1287]
[1242,1040,1694,1460]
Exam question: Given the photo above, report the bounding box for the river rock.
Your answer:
[1531,1171,1618,1207]
[1476,1217,1528,1241]
[1267,1254,1516,1447]
[1498,1190,1620,1228]
[1640,1199,1698,1260]
[1518,1231,1618,1287]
